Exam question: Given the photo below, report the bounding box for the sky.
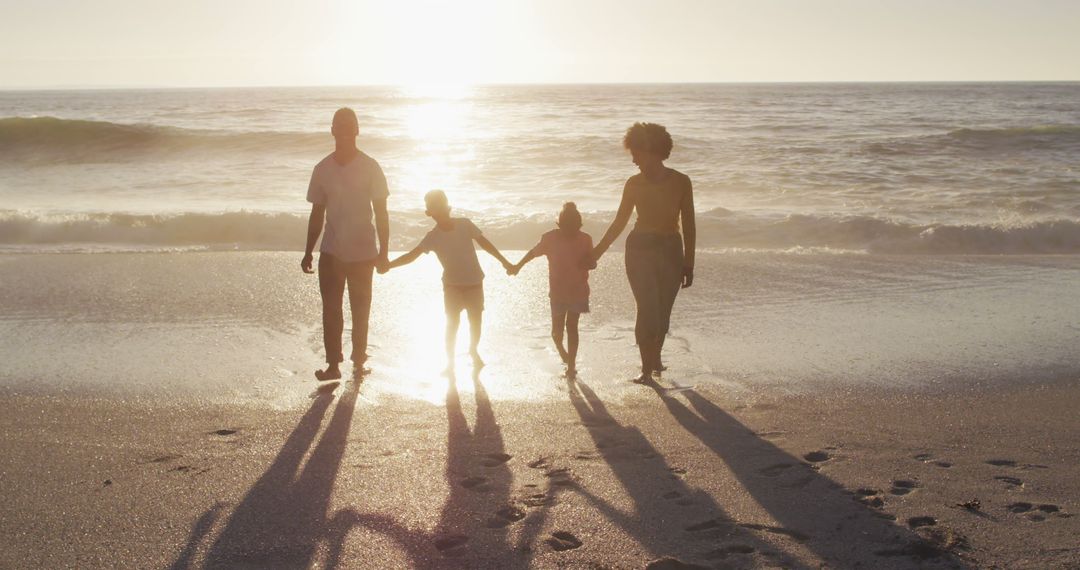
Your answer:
[1,0,1078,88]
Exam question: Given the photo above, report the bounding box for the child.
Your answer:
[510,202,594,376]
[382,190,513,372]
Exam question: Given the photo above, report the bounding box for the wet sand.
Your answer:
[0,376,1077,568]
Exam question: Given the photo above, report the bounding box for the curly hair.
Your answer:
[623,122,673,160]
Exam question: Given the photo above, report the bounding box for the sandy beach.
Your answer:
[1,251,1077,568]
[1,375,1077,568]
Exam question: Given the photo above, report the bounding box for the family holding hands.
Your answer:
[303,108,695,384]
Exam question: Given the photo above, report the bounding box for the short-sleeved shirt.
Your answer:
[534,229,593,304]
[418,218,485,286]
[625,168,693,235]
[307,151,389,262]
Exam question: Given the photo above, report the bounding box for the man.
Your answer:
[301,107,390,380]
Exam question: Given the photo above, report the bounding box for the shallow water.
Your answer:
[2,252,1076,406]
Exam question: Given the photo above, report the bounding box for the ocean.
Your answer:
[1,83,1079,402]
[1,82,1079,254]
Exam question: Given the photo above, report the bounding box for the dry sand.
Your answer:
[1,373,1076,569]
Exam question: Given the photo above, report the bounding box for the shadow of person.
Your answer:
[428,366,519,565]
[176,374,362,569]
[650,381,970,568]
[556,376,790,566]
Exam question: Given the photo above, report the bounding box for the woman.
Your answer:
[592,122,696,383]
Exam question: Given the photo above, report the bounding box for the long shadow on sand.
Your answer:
[559,376,789,566]
[169,376,360,569]
[173,367,524,568]
[325,367,521,567]
[648,379,970,568]
[320,368,520,567]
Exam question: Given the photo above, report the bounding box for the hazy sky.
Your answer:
[2,0,1078,88]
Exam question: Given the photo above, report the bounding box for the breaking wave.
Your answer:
[3,209,1079,255]
[0,116,402,162]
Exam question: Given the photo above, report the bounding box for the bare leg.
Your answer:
[445,311,460,374]
[566,311,580,375]
[551,309,569,365]
[467,307,484,368]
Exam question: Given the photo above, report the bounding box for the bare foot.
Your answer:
[315,366,342,381]
[632,372,652,384]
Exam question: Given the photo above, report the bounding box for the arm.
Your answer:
[592,181,635,261]
[373,197,390,271]
[510,247,542,276]
[385,245,425,271]
[475,235,513,271]
[301,203,325,273]
[680,179,696,288]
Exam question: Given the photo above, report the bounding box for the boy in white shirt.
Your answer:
[382,190,513,371]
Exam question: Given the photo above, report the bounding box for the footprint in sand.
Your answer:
[986,459,1018,467]
[574,450,601,461]
[986,459,1050,470]
[522,492,554,507]
[854,488,886,509]
[168,465,209,475]
[907,516,937,528]
[1007,502,1068,522]
[209,429,238,436]
[485,505,526,528]
[705,544,756,560]
[479,453,512,467]
[803,450,831,463]
[546,531,583,551]
[434,534,469,555]
[913,453,953,468]
[527,457,551,469]
[668,467,688,477]
[149,454,183,464]
[646,557,712,569]
[738,522,810,542]
[890,479,918,496]
[544,467,576,487]
[460,476,491,492]
[994,475,1024,490]
[758,463,794,477]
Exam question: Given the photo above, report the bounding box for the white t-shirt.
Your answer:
[418,218,485,286]
[307,151,389,262]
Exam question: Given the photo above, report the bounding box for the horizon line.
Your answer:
[3,79,1080,92]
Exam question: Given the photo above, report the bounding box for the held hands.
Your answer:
[682,266,694,288]
[301,253,314,274]
[503,260,518,276]
[579,252,598,271]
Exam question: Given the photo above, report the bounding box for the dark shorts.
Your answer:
[444,284,484,314]
[550,299,590,315]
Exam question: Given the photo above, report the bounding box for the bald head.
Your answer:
[331,107,359,140]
